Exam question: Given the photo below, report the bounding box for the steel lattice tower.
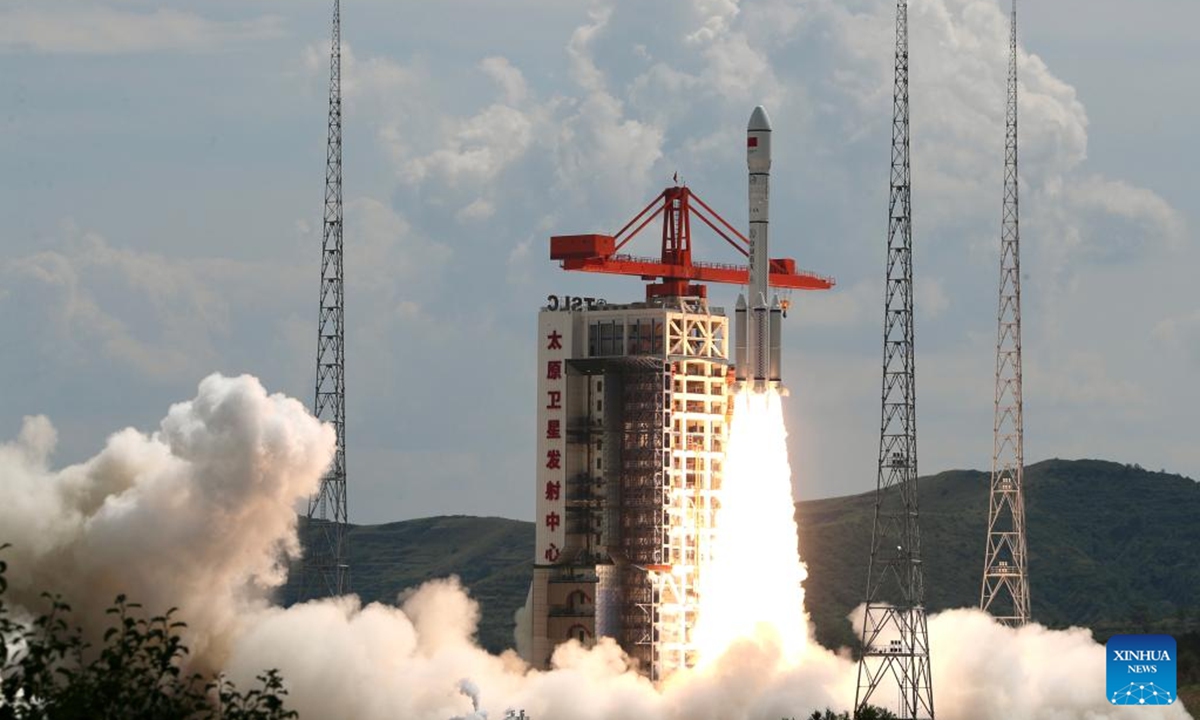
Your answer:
[980,0,1030,626]
[854,1,934,717]
[302,0,349,599]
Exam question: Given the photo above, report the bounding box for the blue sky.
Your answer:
[2,0,1196,523]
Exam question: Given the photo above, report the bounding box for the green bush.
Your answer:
[785,705,898,720]
[0,545,295,720]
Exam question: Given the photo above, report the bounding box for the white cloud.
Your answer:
[623,0,790,133]
[0,6,283,55]
[456,199,496,223]
[1064,174,1187,255]
[304,41,430,170]
[1,224,229,380]
[685,0,740,45]
[346,197,452,292]
[1027,350,1146,409]
[566,8,612,93]
[4,0,1196,520]
[812,0,1179,288]
[333,45,423,104]
[403,104,536,188]
[794,279,876,328]
[553,90,665,206]
[694,23,785,110]
[358,10,669,218]
[916,276,950,320]
[480,56,528,105]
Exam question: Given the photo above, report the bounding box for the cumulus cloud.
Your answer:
[403,104,536,188]
[347,197,452,290]
[6,0,1193,532]
[481,56,529,106]
[1064,175,1187,257]
[0,225,230,380]
[566,8,612,93]
[365,0,1182,281]
[344,8,671,225]
[456,198,497,223]
[280,0,1197,513]
[553,90,665,207]
[917,276,951,320]
[804,0,1179,278]
[303,40,431,172]
[311,44,531,195]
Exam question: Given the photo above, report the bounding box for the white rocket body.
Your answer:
[735,105,783,393]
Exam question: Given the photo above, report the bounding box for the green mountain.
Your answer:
[282,459,1200,655]
[798,458,1200,649]
[280,516,532,653]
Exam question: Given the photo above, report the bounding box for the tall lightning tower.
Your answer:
[855,1,935,718]
[302,0,349,599]
[980,0,1030,626]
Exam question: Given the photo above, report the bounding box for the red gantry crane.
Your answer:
[549,184,835,304]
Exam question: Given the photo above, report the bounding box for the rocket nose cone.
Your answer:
[748,105,772,132]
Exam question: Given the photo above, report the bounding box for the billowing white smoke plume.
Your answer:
[0,373,335,667]
[924,610,1174,720]
[0,375,1190,719]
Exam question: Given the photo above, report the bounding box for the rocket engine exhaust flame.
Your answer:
[696,387,808,666]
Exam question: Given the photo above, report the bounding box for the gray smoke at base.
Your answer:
[512,585,533,662]
[450,678,487,720]
[0,374,1190,720]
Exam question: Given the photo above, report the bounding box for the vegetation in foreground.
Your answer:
[797,708,897,720]
[0,547,294,720]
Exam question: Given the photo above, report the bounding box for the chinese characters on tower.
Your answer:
[536,316,571,565]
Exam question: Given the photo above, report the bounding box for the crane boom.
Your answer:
[549,185,833,300]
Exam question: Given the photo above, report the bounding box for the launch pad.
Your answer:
[528,108,833,679]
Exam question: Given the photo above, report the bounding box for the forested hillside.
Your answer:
[283,459,1200,655]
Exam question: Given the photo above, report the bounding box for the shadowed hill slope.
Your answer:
[280,515,532,653]
[283,459,1200,655]
[797,459,1200,648]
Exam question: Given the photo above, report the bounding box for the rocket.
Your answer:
[734,105,784,393]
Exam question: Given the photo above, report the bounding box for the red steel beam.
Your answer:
[559,255,835,290]
[550,185,836,297]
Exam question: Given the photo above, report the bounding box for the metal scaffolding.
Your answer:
[301,0,349,600]
[855,1,935,717]
[614,360,668,674]
[980,0,1031,627]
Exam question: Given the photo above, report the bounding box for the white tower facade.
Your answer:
[530,296,728,680]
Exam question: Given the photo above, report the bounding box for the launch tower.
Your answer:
[530,111,832,679]
[854,1,936,717]
[301,0,349,600]
[980,0,1031,627]
[533,296,729,678]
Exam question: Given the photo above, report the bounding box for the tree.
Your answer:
[0,546,296,720]
[792,706,898,720]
